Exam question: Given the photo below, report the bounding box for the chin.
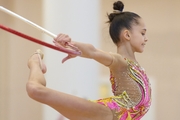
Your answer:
[137,50,144,53]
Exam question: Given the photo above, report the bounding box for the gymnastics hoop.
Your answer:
[0,6,81,55]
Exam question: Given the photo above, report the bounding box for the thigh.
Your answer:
[36,87,113,120]
[93,96,131,120]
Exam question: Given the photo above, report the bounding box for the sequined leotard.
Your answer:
[94,58,151,120]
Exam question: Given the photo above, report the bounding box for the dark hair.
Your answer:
[107,1,141,45]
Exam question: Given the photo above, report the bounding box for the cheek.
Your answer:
[132,33,140,39]
[137,34,144,41]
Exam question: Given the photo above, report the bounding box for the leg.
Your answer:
[26,50,113,120]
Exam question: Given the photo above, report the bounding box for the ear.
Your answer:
[123,30,131,41]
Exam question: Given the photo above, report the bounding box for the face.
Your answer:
[129,18,148,53]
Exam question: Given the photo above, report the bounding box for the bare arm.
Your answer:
[54,34,126,68]
[71,41,113,66]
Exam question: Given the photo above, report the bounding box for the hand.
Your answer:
[54,33,71,48]
[54,34,80,63]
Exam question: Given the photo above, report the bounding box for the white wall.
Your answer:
[42,0,101,120]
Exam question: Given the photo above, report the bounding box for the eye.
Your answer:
[142,33,145,36]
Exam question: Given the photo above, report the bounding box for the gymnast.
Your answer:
[26,1,151,120]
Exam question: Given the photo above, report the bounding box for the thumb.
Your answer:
[62,54,73,63]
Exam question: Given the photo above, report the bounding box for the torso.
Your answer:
[109,57,151,108]
[93,54,151,119]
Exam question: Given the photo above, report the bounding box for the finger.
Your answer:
[55,33,65,42]
[54,33,62,40]
[62,54,72,63]
[53,40,65,48]
[66,42,79,51]
[57,34,70,42]
[57,34,69,46]
[54,38,66,47]
[58,34,66,40]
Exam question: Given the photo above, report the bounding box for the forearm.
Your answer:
[71,41,113,66]
[71,41,96,59]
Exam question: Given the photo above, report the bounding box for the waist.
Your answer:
[113,90,151,109]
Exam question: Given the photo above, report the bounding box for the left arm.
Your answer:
[72,41,113,66]
[54,34,113,66]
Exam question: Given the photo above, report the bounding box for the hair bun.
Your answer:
[107,1,124,23]
[113,1,124,12]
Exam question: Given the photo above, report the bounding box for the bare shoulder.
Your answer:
[107,52,127,70]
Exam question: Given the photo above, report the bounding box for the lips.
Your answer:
[142,43,146,46]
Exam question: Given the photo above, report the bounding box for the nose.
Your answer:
[145,36,148,42]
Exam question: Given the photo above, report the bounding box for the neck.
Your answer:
[117,43,137,62]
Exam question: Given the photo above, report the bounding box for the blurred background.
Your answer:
[0,0,180,120]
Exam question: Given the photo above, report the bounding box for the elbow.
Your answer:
[26,81,45,100]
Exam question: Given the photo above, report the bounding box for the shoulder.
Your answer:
[106,52,127,70]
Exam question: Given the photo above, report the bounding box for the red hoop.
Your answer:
[0,24,81,55]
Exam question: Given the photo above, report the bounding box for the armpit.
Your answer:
[105,52,114,67]
[106,52,126,69]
